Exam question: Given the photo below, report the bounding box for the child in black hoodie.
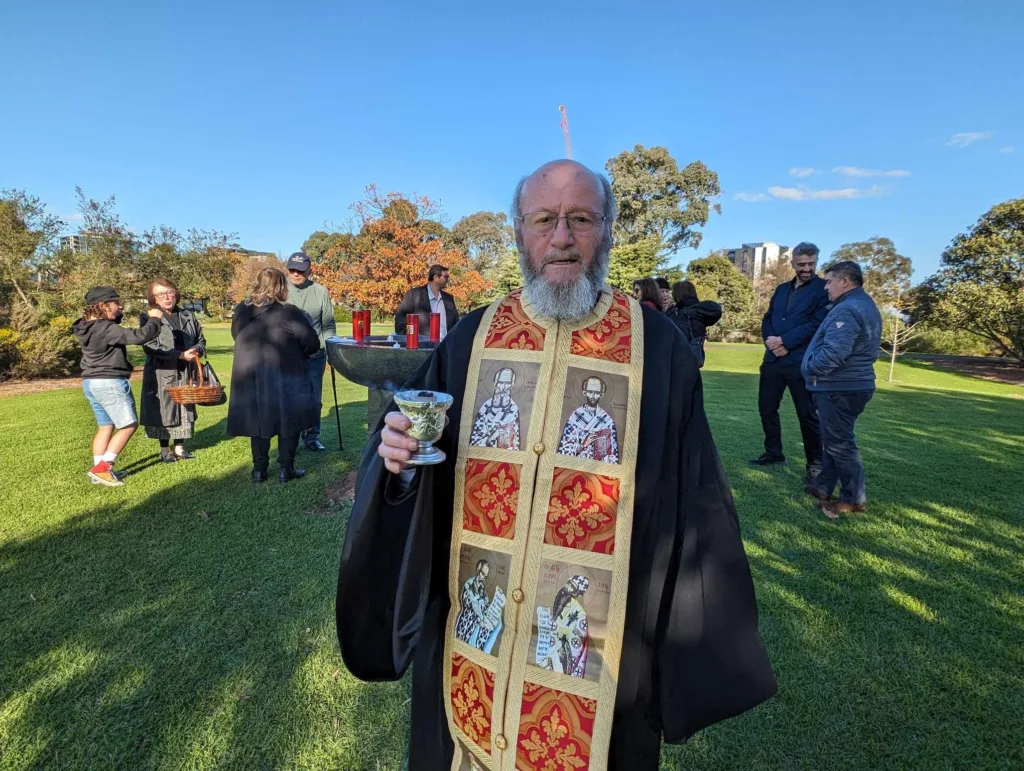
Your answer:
[72,286,163,486]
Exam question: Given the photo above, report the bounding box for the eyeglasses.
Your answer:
[154,291,176,298]
[516,211,606,235]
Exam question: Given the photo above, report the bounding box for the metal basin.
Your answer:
[326,336,438,429]
[326,336,436,390]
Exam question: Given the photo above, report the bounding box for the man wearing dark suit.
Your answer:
[750,242,830,480]
[394,264,460,339]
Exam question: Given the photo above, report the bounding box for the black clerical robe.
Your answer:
[337,293,776,770]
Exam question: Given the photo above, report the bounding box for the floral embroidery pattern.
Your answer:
[516,684,596,770]
[464,460,520,538]
[451,654,495,753]
[486,290,546,350]
[545,468,618,554]
[570,291,631,363]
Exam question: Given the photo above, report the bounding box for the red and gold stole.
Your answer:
[444,287,643,771]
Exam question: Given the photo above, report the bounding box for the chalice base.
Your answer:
[406,440,446,466]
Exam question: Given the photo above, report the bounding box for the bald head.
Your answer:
[513,160,614,223]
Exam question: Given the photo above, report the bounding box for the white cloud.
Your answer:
[62,213,84,222]
[946,131,995,148]
[734,192,770,202]
[767,185,886,201]
[1000,146,1014,154]
[768,186,808,200]
[833,166,911,178]
[789,167,819,178]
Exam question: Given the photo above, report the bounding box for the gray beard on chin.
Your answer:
[520,245,610,321]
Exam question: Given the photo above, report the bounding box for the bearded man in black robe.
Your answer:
[336,160,776,771]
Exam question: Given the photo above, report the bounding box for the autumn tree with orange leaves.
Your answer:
[314,185,490,318]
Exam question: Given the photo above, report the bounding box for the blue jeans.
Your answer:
[302,353,327,443]
[812,390,873,504]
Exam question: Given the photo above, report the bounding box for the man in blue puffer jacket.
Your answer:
[801,260,882,518]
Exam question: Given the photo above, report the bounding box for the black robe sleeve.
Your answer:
[230,304,247,341]
[656,336,778,742]
[335,348,448,681]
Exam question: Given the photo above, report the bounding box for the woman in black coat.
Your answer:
[139,278,207,462]
[665,281,723,340]
[228,267,321,483]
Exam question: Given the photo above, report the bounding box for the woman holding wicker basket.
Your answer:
[227,267,321,483]
[139,278,207,463]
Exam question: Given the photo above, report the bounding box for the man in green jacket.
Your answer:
[286,252,336,451]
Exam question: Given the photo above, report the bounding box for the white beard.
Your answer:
[519,247,610,321]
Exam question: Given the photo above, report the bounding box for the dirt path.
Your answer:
[911,356,1024,386]
[0,368,144,399]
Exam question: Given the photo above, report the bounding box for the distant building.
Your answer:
[229,248,276,261]
[727,242,792,281]
[60,234,90,254]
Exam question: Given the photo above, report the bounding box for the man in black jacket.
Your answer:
[394,265,460,338]
[749,242,830,479]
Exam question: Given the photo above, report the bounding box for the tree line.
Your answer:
[1,147,1021,380]
[300,145,722,318]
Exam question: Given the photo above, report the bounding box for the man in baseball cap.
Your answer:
[285,251,336,451]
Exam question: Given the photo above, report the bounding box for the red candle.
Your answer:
[353,314,366,343]
[429,312,441,343]
[406,314,419,350]
[363,310,372,336]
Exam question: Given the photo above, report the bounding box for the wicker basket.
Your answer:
[167,360,225,406]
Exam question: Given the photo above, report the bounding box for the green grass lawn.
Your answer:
[1,333,1021,770]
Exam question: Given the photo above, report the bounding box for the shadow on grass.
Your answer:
[896,355,1024,388]
[0,398,413,770]
[3,367,1022,770]
[665,372,1024,770]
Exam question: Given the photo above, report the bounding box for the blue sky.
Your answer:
[1,0,1020,279]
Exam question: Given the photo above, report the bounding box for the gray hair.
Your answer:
[793,241,820,258]
[823,260,864,286]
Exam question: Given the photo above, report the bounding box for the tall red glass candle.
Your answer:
[429,312,440,342]
[406,314,419,349]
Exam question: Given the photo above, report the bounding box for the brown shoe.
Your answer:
[805,484,831,503]
[820,500,866,519]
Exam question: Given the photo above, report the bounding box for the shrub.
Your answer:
[0,306,81,380]
[10,314,80,379]
[904,325,999,358]
[0,328,21,379]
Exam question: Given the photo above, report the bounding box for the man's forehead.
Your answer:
[521,161,603,210]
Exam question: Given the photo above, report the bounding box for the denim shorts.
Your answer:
[82,378,138,429]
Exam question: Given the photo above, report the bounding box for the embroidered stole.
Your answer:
[444,288,643,771]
